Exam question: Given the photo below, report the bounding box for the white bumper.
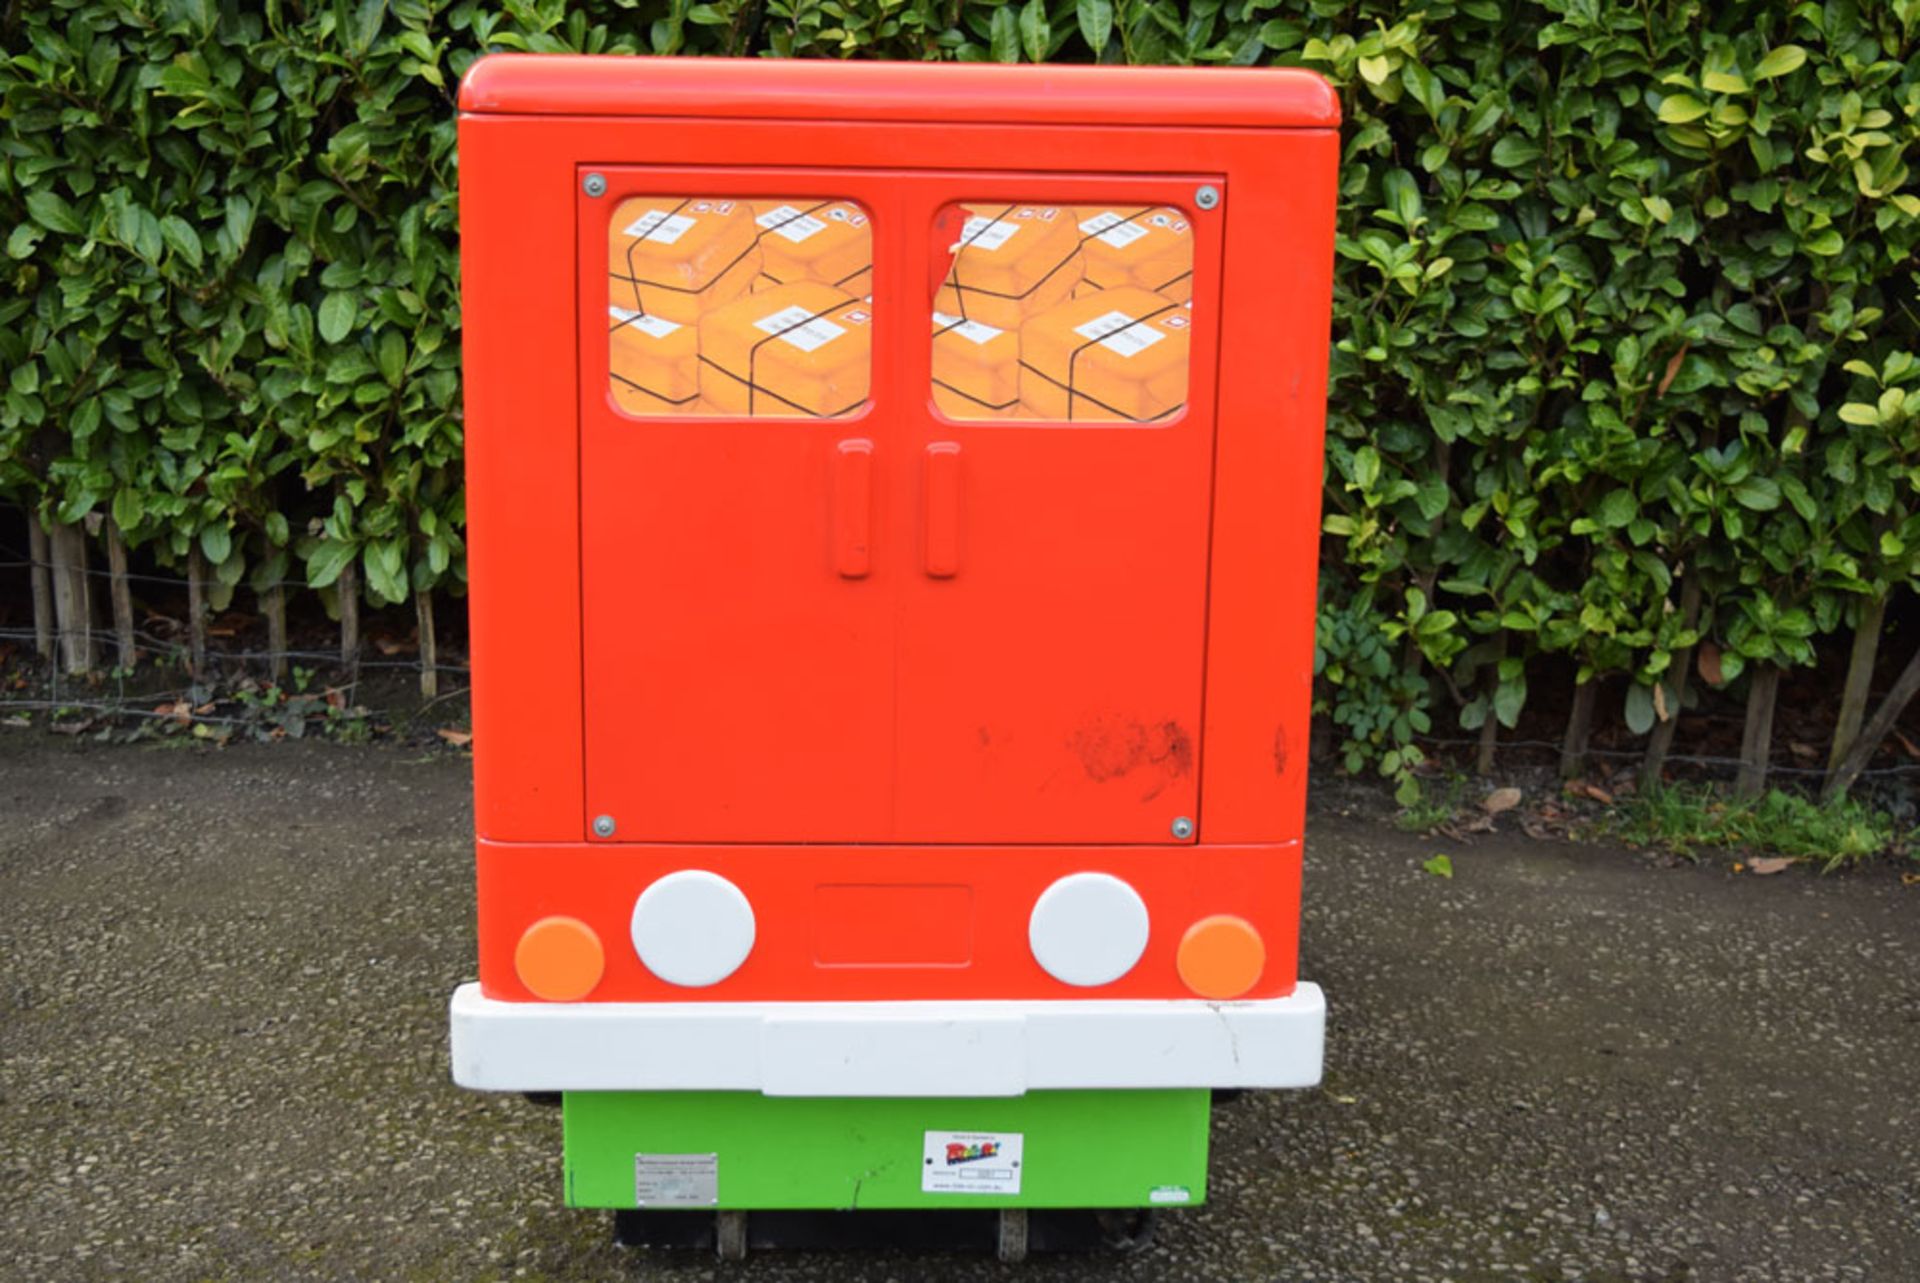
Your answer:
[448,982,1325,1097]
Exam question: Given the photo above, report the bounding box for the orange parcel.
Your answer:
[699,281,873,417]
[608,197,761,325]
[1018,285,1191,422]
[935,203,1084,331]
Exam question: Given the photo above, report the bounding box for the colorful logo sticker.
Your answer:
[922,1130,1024,1195]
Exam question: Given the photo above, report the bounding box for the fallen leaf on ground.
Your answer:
[437,728,473,747]
[1900,873,1919,887]
[1749,856,1794,875]
[1484,786,1522,814]
[1567,778,1614,805]
[1422,853,1454,879]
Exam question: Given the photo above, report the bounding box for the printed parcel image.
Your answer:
[608,197,873,417]
[932,202,1193,423]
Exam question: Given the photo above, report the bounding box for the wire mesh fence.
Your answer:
[1,503,469,744]
[9,503,1920,796]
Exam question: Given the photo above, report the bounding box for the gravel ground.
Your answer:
[1,735,1915,1282]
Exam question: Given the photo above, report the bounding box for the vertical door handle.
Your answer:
[925,442,961,578]
[834,438,874,579]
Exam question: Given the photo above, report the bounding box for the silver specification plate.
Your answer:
[634,1152,719,1207]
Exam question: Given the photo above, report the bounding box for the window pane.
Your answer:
[609,197,872,418]
[931,202,1193,423]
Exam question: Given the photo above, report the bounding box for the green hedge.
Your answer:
[4,2,1918,786]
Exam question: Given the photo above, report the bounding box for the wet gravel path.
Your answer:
[1,737,1915,1281]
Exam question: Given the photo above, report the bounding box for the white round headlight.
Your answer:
[630,870,756,987]
[1027,872,1149,987]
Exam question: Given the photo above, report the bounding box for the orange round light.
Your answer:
[1176,914,1265,999]
[514,916,605,1001]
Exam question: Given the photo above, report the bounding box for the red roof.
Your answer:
[458,54,1339,129]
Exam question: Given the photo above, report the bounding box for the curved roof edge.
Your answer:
[458,54,1340,130]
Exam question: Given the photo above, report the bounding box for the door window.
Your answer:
[608,196,873,417]
[930,201,1194,423]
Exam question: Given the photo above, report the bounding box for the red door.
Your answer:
[579,171,904,843]
[578,168,1219,844]
[893,177,1221,843]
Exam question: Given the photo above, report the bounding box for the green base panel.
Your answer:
[563,1089,1210,1210]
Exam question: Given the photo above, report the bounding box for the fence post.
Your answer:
[27,516,54,661]
[105,518,137,670]
[1734,665,1780,800]
[416,586,438,699]
[337,560,361,666]
[48,521,95,675]
[263,579,289,682]
[185,545,208,678]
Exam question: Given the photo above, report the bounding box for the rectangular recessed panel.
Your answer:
[812,884,973,965]
[760,1010,1024,1097]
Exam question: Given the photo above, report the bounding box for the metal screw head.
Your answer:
[1194,184,1220,211]
[583,172,607,198]
[1171,816,1195,840]
[592,814,616,838]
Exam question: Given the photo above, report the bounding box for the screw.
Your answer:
[583,172,607,198]
[592,814,616,838]
[1194,184,1220,211]
[1171,816,1195,840]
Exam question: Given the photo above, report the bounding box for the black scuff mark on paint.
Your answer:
[1274,724,1289,775]
[1067,716,1194,799]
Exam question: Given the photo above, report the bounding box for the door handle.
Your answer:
[834,438,873,579]
[924,442,961,578]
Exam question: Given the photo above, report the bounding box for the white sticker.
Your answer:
[957,216,1020,253]
[754,304,847,353]
[621,209,697,245]
[1078,211,1150,250]
[634,1153,718,1206]
[922,1130,1023,1195]
[1148,1185,1193,1205]
[756,205,828,243]
[1074,310,1166,358]
[610,306,682,339]
[932,311,1003,346]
